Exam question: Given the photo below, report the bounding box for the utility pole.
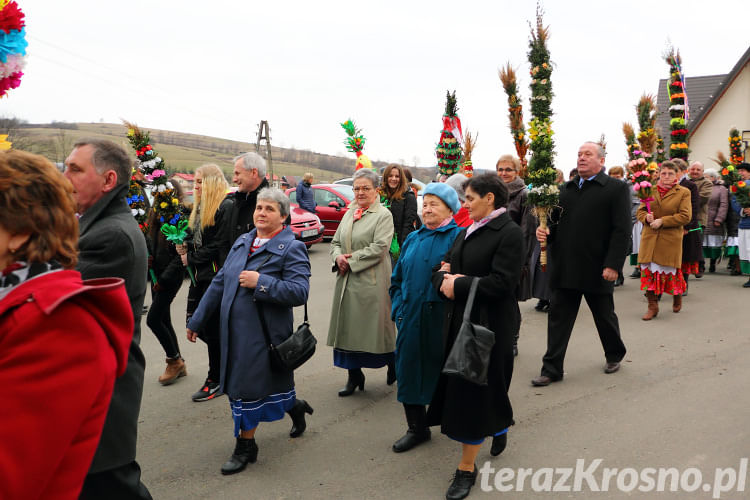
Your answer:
[256,120,274,187]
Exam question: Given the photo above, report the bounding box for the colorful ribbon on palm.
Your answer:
[0,0,26,101]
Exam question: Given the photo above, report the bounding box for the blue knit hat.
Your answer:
[424,182,461,214]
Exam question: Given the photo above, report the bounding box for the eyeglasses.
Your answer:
[497,168,515,173]
[353,186,373,192]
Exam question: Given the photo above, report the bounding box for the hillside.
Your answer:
[6,121,438,183]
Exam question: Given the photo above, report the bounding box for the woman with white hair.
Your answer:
[328,168,397,395]
[702,168,728,273]
[445,173,471,228]
[187,187,312,475]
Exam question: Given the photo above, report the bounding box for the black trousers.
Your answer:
[146,284,181,359]
[187,280,221,382]
[79,460,152,500]
[541,288,626,380]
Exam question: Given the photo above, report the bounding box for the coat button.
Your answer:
[278,244,284,249]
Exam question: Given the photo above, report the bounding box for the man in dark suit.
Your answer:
[676,158,702,293]
[64,139,152,499]
[531,142,631,387]
[228,151,270,244]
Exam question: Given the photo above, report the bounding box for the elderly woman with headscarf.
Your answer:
[702,168,728,273]
[638,160,692,320]
[389,183,462,453]
[187,187,312,475]
[328,168,396,395]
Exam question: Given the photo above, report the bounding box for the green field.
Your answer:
[9,122,436,183]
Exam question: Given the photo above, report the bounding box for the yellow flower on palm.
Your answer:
[160,202,168,209]
[0,134,11,151]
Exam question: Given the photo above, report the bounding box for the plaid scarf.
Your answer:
[0,260,63,301]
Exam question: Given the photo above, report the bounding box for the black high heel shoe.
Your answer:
[490,433,507,456]
[386,361,396,386]
[338,369,365,397]
[288,399,314,438]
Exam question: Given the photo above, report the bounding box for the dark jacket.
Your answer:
[187,198,233,284]
[731,195,750,230]
[427,213,523,440]
[76,182,148,472]
[505,177,536,300]
[228,178,269,245]
[389,220,463,405]
[547,171,631,294]
[679,177,703,263]
[297,181,316,213]
[148,221,186,290]
[387,189,418,246]
[187,227,310,400]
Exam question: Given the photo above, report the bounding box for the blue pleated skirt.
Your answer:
[230,388,296,436]
[333,348,394,369]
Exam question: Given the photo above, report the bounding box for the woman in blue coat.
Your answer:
[389,182,462,453]
[187,188,312,476]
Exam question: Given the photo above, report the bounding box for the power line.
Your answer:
[25,35,249,134]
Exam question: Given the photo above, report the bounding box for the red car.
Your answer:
[288,207,325,247]
[286,184,354,239]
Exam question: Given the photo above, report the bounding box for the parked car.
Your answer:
[288,207,325,247]
[286,184,354,238]
[332,177,353,186]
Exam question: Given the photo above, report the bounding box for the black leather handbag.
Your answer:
[441,277,495,386]
[257,302,317,372]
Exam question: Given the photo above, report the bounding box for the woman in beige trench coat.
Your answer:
[328,168,396,396]
[637,160,692,320]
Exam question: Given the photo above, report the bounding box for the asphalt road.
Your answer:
[136,244,750,500]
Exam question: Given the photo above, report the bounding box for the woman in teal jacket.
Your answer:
[389,182,462,453]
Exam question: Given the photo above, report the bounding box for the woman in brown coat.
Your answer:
[637,161,692,320]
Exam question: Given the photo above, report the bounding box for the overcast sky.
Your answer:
[4,1,749,173]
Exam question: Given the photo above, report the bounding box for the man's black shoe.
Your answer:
[446,466,477,500]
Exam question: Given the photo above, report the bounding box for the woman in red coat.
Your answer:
[0,151,133,500]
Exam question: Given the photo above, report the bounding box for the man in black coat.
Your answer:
[228,151,291,245]
[531,142,630,387]
[64,139,152,498]
[228,151,271,245]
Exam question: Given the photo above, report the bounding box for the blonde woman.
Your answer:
[177,164,233,402]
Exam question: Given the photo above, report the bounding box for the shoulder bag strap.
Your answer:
[462,277,480,322]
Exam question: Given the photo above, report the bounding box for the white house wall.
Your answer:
[689,63,750,167]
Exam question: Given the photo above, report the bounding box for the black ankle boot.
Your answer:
[288,399,314,438]
[220,437,258,475]
[392,404,431,453]
[446,465,477,500]
[490,433,507,456]
[338,369,365,397]
[709,258,716,273]
[386,360,396,386]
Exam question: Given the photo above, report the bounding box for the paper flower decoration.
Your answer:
[0,1,26,99]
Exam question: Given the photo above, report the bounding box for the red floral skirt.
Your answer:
[681,261,699,276]
[640,268,687,296]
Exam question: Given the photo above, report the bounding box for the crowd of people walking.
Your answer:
[2,138,748,500]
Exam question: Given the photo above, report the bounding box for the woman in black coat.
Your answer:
[177,164,233,402]
[381,164,418,248]
[430,174,524,500]
[146,181,188,385]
